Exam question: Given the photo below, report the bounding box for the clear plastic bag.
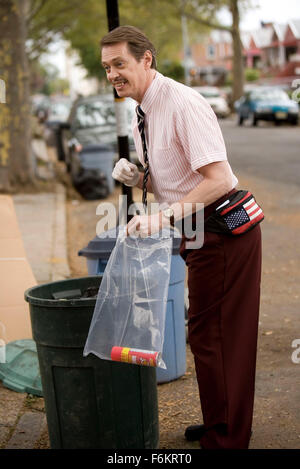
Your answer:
[83,228,172,369]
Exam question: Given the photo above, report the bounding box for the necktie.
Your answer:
[136,105,149,212]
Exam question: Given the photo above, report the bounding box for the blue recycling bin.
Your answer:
[78,227,186,383]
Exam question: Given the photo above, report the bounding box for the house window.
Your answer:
[207,44,216,59]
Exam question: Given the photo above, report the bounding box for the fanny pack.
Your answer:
[204,190,264,236]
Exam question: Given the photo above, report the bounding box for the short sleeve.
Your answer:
[175,92,228,172]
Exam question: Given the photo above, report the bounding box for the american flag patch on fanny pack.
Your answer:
[205,190,264,236]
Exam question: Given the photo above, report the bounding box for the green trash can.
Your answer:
[24,275,159,449]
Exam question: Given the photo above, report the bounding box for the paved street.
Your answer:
[220,118,300,187]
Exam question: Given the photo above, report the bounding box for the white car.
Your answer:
[193,86,230,118]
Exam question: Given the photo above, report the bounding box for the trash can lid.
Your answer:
[81,143,114,153]
[24,276,102,307]
[78,226,182,259]
[0,339,42,396]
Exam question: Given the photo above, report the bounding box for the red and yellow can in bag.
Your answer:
[111,346,162,367]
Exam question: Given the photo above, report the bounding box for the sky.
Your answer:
[219,0,300,30]
[43,0,300,78]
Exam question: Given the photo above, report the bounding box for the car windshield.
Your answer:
[49,101,71,120]
[251,89,290,102]
[74,99,135,129]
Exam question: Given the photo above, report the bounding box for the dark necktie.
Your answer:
[136,105,149,212]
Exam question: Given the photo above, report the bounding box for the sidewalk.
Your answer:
[13,184,70,284]
[0,182,70,449]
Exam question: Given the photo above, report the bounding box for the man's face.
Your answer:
[101,42,152,102]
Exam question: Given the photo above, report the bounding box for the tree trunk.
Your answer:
[0,0,33,192]
[229,0,244,106]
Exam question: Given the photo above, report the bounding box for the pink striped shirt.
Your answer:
[132,71,238,205]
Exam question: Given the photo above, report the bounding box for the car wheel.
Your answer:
[66,151,73,173]
[73,169,110,200]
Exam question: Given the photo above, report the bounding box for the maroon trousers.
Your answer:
[180,190,262,449]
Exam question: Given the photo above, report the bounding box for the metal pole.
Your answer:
[105,0,134,221]
[181,1,194,88]
[181,13,191,86]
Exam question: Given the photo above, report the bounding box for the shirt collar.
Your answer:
[140,71,164,115]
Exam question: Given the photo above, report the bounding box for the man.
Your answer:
[101,25,262,449]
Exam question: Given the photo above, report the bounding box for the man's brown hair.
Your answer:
[100,25,157,69]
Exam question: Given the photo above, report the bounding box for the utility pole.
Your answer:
[181,0,195,87]
[181,13,191,86]
[105,0,134,221]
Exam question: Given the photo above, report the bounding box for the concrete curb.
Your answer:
[12,183,70,285]
[51,183,70,282]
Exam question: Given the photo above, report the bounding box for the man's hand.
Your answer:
[126,212,171,237]
[112,158,140,187]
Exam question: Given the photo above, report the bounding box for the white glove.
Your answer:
[112,158,140,187]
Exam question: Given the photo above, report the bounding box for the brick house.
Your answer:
[263,23,287,70]
[244,24,273,70]
[189,19,300,85]
[190,30,232,85]
[277,19,300,77]
[245,19,300,79]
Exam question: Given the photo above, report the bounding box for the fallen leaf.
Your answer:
[48,257,65,264]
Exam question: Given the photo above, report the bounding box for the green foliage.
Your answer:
[27,0,249,85]
[225,72,233,86]
[245,68,260,82]
[27,0,101,59]
[29,59,69,95]
[62,0,190,80]
[47,77,69,95]
[75,44,106,80]
[159,60,185,82]
[119,0,185,64]
[27,0,209,81]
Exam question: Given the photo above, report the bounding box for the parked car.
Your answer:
[48,97,72,121]
[44,97,73,147]
[55,94,138,199]
[192,86,230,118]
[235,86,299,126]
[31,94,51,118]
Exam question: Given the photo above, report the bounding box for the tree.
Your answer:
[61,0,197,81]
[172,0,251,104]
[26,0,95,60]
[0,0,98,191]
[0,0,33,192]
[0,0,223,191]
